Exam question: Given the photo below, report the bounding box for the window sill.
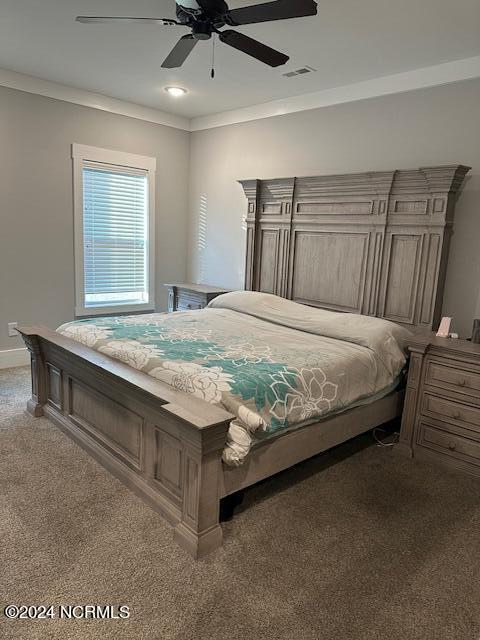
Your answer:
[75,303,156,318]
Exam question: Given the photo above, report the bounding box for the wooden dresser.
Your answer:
[399,334,480,478]
[165,283,230,312]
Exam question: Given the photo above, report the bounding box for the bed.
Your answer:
[18,164,469,557]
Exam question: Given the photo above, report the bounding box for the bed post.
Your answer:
[239,178,260,291]
[20,328,47,417]
[397,336,431,457]
[169,410,229,558]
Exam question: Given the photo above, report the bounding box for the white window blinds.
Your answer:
[82,163,149,308]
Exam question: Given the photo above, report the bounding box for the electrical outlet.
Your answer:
[8,322,19,337]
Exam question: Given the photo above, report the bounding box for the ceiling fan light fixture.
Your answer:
[165,86,188,97]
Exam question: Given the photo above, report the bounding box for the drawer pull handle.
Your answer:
[448,443,457,451]
[452,413,462,420]
[187,304,192,309]
[458,379,467,387]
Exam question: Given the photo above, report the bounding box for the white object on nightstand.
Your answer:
[436,317,452,338]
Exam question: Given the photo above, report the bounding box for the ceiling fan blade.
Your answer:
[161,34,198,68]
[226,0,317,26]
[219,30,289,67]
[76,16,179,25]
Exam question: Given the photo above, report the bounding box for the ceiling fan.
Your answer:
[76,0,318,69]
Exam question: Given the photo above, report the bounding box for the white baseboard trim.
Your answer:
[0,347,30,370]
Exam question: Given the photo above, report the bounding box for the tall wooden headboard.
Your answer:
[240,165,470,333]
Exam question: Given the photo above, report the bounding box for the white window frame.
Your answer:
[72,143,156,317]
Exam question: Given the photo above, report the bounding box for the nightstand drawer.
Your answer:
[418,422,480,467]
[165,283,229,312]
[177,293,206,311]
[426,361,480,399]
[422,393,480,433]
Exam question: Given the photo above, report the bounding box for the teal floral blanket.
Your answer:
[58,292,409,465]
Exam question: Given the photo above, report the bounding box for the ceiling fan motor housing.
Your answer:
[176,0,202,11]
[192,21,212,39]
[176,1,229,37]
[176,0,230,31]
[195,0,229,14]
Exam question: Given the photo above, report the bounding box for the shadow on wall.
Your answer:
[193,188,248,289]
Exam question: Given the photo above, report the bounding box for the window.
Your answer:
[72,144,156,316]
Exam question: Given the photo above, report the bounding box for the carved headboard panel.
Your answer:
[240,165,470,332]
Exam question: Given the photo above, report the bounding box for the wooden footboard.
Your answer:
[18,325,405,559]
[18,326,233,559]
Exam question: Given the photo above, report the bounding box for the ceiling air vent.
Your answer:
[282,66,316,78]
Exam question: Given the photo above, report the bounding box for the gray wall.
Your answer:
[188,78,480,338]
[0,86,190,350]
[2,78,479,352]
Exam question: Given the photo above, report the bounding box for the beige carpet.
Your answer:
[1,366,480,640]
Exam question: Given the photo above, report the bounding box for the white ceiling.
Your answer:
[1,0,479,119]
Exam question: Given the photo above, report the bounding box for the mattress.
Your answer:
[57,291,410,466]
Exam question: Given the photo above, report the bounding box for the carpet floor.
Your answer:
[1,366,480,640]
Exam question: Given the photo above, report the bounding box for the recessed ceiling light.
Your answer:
[165,86,188,97]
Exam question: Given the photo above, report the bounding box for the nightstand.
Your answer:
[165,283,230,312]
[398,334,480,478]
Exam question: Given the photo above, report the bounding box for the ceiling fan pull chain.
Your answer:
[211,34,216,79]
